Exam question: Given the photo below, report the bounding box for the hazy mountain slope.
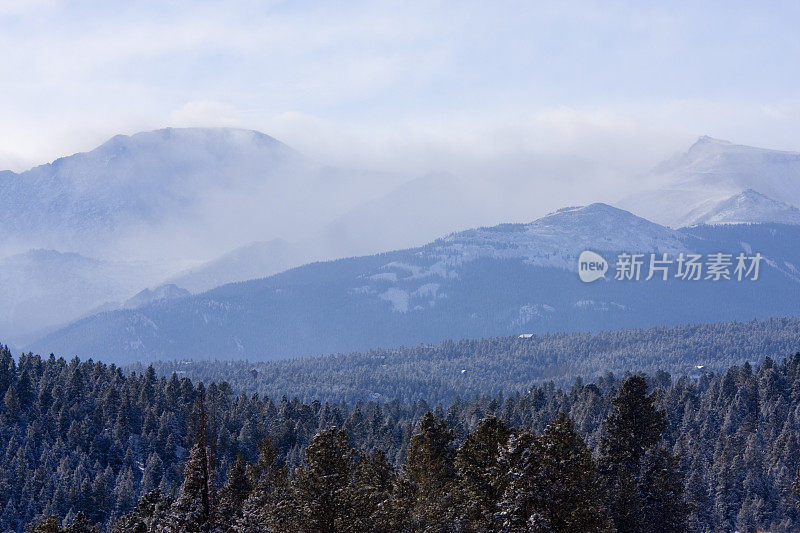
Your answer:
[0,249,170,343]
[682,189,800,226]
[122,284,191,309]
[0,127,413,339]
[0,128,289,257]
[169,239,313,293]
[0,127,406,261]
[30,205,800,363]
[617,136,800,227]
[316,173,507,257]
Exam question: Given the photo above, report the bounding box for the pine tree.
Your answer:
[260,466,297,533]
[65,512,100,533]
[112,489,171,533]
[402,411,457,531]
[3,384,21,424]
[454,415,510,530]
[112,467,137,521]
[0,345,15,402]
[600,376,665,473]
[234,438,278,533]
[794,464,800,514]
[141,452,165,495]
[496,414,612,533]
[345,448,395,532]
[536,412,613,532]
[159,393,216,533]
[32,516,63,533]
[216,454,250,530]
[598,375,666,533]
[292,427,355,532]
[234,438,294,533]
[685,457,713,532]
[496,431,539,532]
[639,447,689,533]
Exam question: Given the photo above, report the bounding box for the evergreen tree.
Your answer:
[454,415,510,531]
[598,375,666,533]
[31,513,100,533]
[402,411,457,531]
[497,414,612,532]
[536,413,613,532]
[7,350,800,531]
[234,438,283,533]
[216,454,251,530]
[141,453,165,495]
[112,489,171,533]
[159,393,216,533]
[600,376,665,473]
[685,457,713,532]
[292,427,355,532]
[639,447,689,533]
[0,345,15,402]
[32,516,63,533]
[496,431,539,532]
[346,449,395,532]
[65,512,100,533]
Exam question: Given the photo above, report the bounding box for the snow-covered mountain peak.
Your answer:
[539,202,641,223]
[434,203,687,270]
[95,127,292,156]
[0,126,408,262]
[681,189,800,226]
[618,137,800,227]
[43,127,300,186]
[691,135,732,148]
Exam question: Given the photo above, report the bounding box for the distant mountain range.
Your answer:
[30,203,800,363]
[0,249,172,343]
[617,135,800,227]
[5,128,800,355]
[0,128,413,260]
[0,128,408,342]
[167,239,312,293]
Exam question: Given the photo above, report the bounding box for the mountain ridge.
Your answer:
[617,135,800,227]
[29,204,800,363]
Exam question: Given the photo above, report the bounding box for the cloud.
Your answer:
[2,1,800,178]
[0,0,58,16]
[169,101,244,128]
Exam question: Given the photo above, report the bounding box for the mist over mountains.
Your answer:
[3,128,800,356]
[31,205,800,363]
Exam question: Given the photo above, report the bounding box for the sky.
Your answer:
[2,0,800,177]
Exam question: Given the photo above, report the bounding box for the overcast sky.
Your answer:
[2,0,800,175]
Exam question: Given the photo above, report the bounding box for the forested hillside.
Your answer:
[2,347,800,531]
[136,316,800,405]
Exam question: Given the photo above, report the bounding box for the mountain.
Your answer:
[29,203,800,363]
[0,127,412,340]
[121,283,191,309]
[0,249,170,343]
[0,128,289,258]
[315,173,511,258]
[168,239,313,293]
[0,127,406,261]
[682,189,800,226]
[617,136,800,227]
